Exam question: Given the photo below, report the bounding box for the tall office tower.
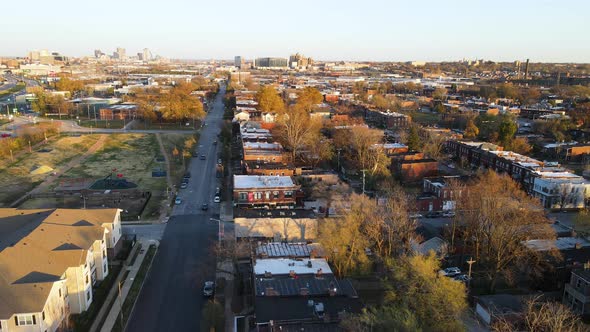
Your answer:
[234,56,243,68]
[143,48,152,61]
[116,47,126,60]
[94,49,104,58]
[28,50,40,62]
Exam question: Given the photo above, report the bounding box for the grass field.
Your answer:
[78,119,126,129]
[0,134,100,206]
[63,133,167,191]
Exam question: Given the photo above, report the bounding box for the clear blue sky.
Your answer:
[1,0,588,62]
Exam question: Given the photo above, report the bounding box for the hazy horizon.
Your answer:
[1,0,589,63]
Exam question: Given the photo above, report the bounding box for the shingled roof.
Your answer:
[0,208,119,319]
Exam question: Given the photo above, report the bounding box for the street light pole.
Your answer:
[466,257,476,290]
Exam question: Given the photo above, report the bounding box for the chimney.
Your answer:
[307,260,312,268]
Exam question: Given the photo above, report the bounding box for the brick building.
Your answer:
[233,175,300,209]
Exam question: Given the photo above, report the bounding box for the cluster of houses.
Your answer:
[447,141,590,210]
[229,90,364,330]
[0,208,123,332]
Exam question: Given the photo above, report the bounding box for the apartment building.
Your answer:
[0,208,122,332]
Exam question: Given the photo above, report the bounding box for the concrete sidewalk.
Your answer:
[100,239,156,332]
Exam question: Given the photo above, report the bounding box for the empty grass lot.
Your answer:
[62,133,167,191]
[0,134,100,206]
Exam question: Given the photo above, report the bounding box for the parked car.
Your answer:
[184,172,191,179]
[213,140,217,145]
[200,154,206,160]
[214,196,220,203]
[175,197,182,205]
[453,274,471,283]
[442,211,456,218]
[409,213,423,219]
[426,211,443,218]
[201,203,209,211]
[180,182,188,189]
[203,281,214,297]
[439,267,461,277]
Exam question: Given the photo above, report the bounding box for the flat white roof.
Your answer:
[254,258,332,276]
[243,142,282,150]
[234,175,295,189]
[524,237,590,251]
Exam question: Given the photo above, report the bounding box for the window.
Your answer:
[104,263,107,273]
[17,314,35,326]
[239,192,247,201]
[254,192,262,200]
[265,192,270,200]
[284,191,293,198]
[85,275,89,284]
[273,191,279,199]
[59,289,62,298]
[42,311,45,320]
[86,291,91,301]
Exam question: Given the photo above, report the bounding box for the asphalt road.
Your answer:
[126,85,226,332]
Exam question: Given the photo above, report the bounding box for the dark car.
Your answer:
[425,211,443,218]
[201,203,209,211]
[183,172,191,179]
[203,281,214,297]
[200,154,206,160]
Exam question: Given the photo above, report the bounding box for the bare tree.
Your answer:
[492,297,584,332]
[456,171,554,293]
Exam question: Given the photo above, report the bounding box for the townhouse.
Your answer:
[447,141,590,209]
[233,175,301,209]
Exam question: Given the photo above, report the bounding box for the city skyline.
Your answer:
[1,0,589,62]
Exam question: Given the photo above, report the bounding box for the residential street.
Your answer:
[125,85,226,332]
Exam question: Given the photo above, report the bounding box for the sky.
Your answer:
[1,0,589,62]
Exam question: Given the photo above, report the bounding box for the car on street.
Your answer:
[442,211,455,218]
[214,196,220,203]
[184,172,191,179]
[175,197,182,205]
[213,140,217,145]
[453,274,471,283]
[180,182,188,189]
[203,281,214,297]
[201,203,209,211]
[217,158,222,165]
[426,211,443,218]
[200,154,206,160]
[439,267,461,277]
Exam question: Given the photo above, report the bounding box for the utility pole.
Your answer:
[362,169,367,194]
[337,148,342,174]
[466,257,476,290]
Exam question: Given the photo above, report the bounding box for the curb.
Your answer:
[123,244,158,332]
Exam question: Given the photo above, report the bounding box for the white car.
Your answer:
[214,196,220,203]
[439,267,461,277]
